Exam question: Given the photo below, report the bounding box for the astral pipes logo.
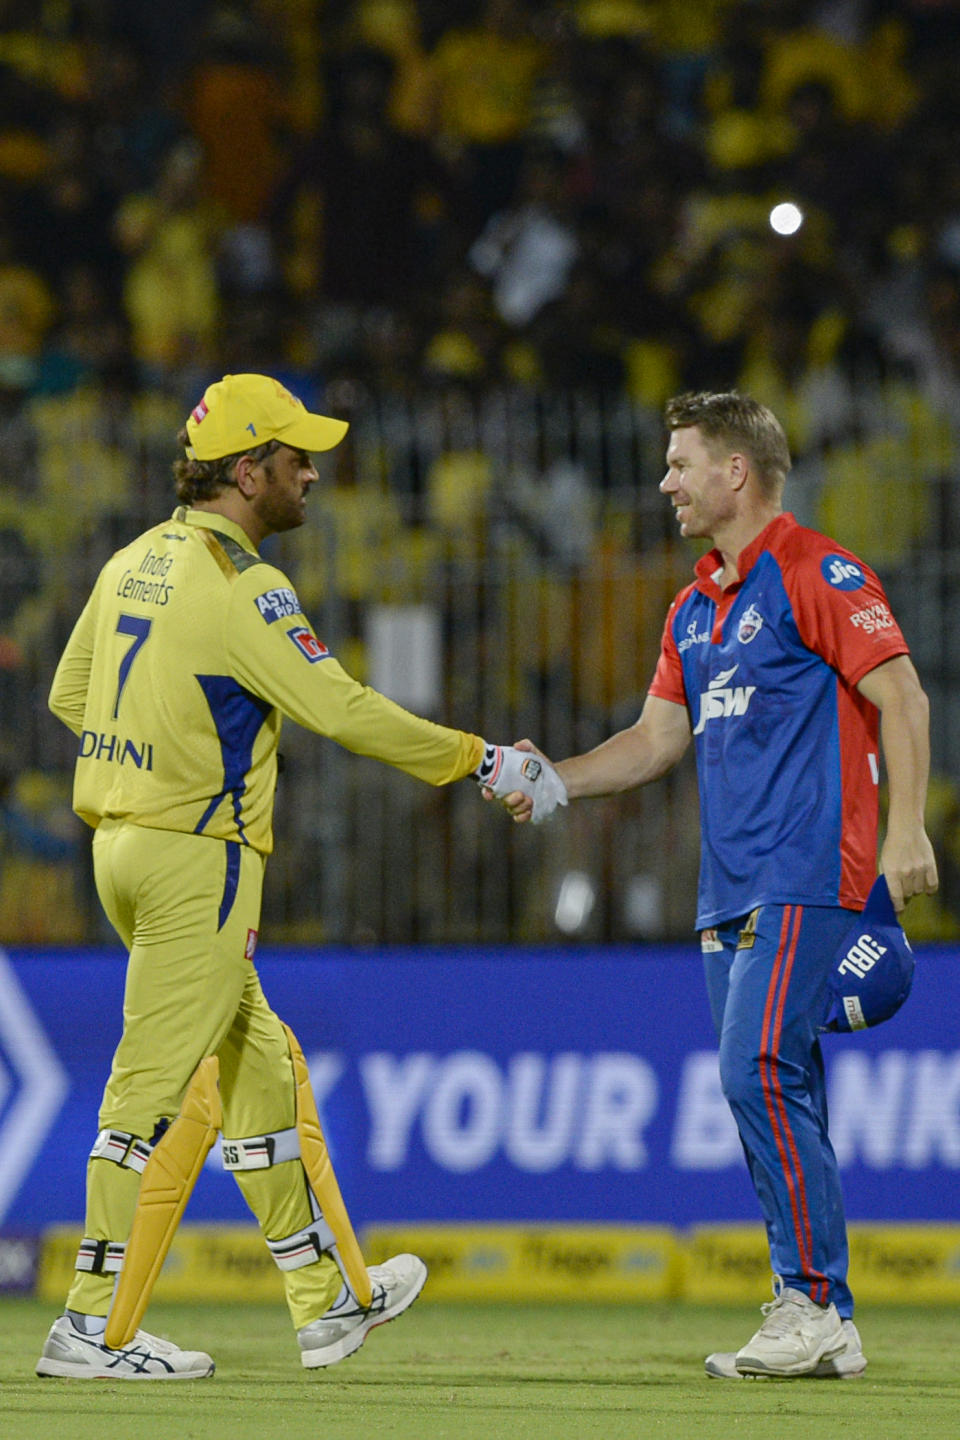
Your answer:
[0,951,69,1223]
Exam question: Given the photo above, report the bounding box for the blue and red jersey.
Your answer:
[649,513,909,928]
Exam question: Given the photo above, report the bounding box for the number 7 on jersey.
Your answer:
[113,614,152,719]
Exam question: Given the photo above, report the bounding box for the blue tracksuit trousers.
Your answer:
[702,902,855,1317]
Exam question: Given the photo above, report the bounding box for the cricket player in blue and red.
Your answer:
[506,390,938,1379]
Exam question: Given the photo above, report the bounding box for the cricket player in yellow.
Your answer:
[37,373,567,1380]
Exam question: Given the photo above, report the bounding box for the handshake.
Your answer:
[475,742,568,825]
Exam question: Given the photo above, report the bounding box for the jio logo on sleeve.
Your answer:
[821,555,866,590]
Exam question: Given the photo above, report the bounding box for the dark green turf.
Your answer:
[3,1298,959,1440]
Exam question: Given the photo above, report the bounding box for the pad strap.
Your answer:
[90,1129,153,1174]
[220,1127,300,1171]
[76,1238,126,1275]
[266,1218,338,1271]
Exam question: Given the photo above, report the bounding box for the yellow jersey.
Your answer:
[49,507,484,853]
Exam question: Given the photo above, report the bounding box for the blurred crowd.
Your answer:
[3,0,960,943]
[1,1,960,418]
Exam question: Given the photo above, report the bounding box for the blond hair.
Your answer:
[664,391,791,496]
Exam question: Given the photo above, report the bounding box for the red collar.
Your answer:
[694,513,797,598]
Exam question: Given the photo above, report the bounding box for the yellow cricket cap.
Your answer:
[185,373,349,460]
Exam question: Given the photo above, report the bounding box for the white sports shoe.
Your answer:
[706,1318,867,1380]
[731,1281,847,1377]
[298,1253,428,1369]
[36,1314,214,1379]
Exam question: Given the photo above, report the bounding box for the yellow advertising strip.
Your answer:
[37,1228,92,1303]
[361,1224,683,1302]
[685,1224,770,1303]
[685,1223,960,1305]
[37,1221,960,1305]
[37,1224,284,1305]
[847,1225,960,1304]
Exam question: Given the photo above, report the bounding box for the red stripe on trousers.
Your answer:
[758,903,829,1305]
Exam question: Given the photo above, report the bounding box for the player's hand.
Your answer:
[503,738,554,822]
[475,740,567,824]
[879,826,939,911]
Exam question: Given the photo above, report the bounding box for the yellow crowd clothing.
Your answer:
[431,26,546,145]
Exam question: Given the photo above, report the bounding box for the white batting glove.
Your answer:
[475,743,568,824]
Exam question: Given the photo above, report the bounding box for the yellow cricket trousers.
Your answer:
[67,819,341,1328]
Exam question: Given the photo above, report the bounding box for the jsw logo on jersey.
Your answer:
[692,665,756,735]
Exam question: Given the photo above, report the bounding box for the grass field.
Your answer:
[3,1298,959,1440]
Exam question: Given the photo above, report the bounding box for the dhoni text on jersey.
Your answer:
[78,731,154,770]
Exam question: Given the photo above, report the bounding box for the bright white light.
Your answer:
[554,870,596,934]
[769,202,804,236]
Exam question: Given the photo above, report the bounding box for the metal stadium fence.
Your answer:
[2,383,958,945]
